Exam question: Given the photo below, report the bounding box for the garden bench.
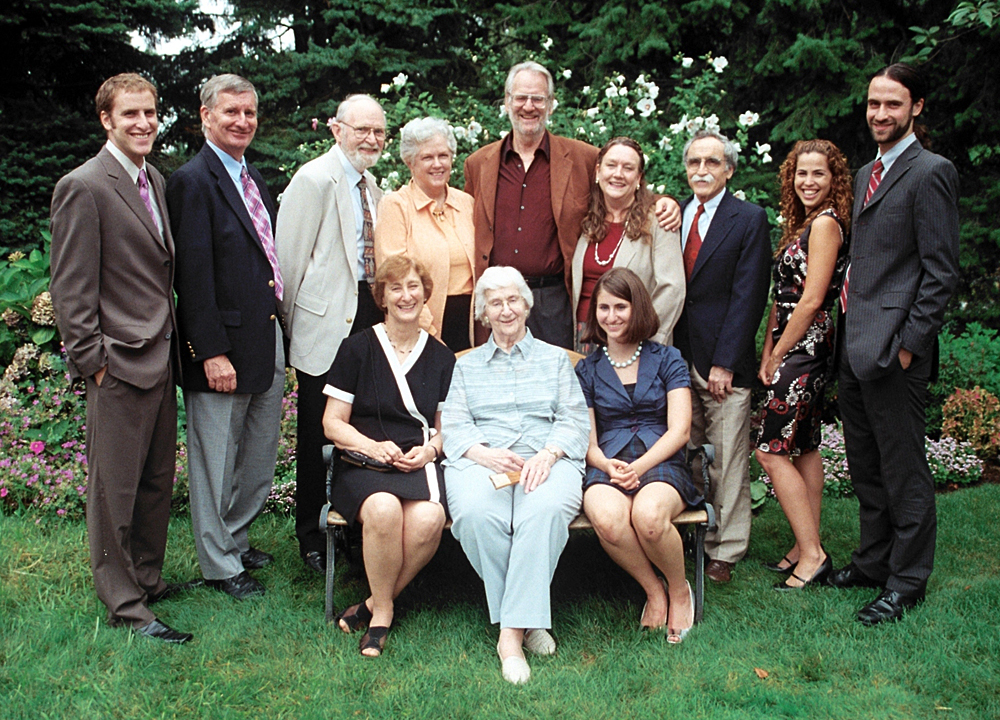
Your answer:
[319,443,716,626]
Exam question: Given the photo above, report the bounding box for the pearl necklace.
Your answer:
[604,341,642,368]
[593,221,628,267]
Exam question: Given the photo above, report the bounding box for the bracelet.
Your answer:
[427,445,440,460]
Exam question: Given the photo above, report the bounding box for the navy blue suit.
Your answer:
[167,143,280,394]
[167,142,285,581]
[673,188,770,564]
[673,190,771,387]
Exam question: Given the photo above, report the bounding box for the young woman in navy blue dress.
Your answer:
[576,268,702,643]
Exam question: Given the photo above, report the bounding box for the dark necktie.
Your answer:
[240,166,283,301]
[683,203,705,280]
[358,177,376,283]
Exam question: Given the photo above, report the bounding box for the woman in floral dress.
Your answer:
[755,140,852,590]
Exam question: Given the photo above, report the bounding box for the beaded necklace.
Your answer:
[603,341,642,368]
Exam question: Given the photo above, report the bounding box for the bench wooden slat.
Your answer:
[327,508,709,530]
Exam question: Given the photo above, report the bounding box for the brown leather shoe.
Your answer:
[706,559,733,583]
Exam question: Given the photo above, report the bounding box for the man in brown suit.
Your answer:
[49,74,191,644]
[464,61,680,347]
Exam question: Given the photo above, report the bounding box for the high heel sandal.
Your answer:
[666,581,694,645]
[763,554,797,575]
[773,553,832,591]
[641,577,669,631]
[334,600,372,633]
[359,626,388,657]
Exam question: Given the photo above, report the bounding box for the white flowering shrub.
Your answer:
[289,47,777,217]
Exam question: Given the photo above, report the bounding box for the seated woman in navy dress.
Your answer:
[322,256,456,658]
[575,268,702,643]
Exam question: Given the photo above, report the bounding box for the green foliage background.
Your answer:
[1,0,998,329]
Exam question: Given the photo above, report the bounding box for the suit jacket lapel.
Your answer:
[862,142,920,213]
[479,143,501,231]
[594,352,631,403]
[99,149,163,246]
[202,145,266,255]
[549,134,572,228]
[690,191,738,281]
[329,152,359,283]
[632,344,656,403]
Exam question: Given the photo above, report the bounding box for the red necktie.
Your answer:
[683,203,705,280]
[840,159,885,313]
[358,178,376,283]
[240,166,283,301]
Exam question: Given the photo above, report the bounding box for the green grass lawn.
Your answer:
[2,486,998,720]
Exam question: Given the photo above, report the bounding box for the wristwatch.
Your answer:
[543,445,563,461]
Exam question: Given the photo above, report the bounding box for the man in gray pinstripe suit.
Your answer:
[829,63,960,626]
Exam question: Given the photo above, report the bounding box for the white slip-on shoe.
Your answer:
[497,643,531,684]
[523,628,556,655]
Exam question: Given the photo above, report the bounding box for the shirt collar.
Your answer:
[484,326,536,361]
[334,145,364,187]
[206,139,247,187]
[690,187,727,212]
[406,179,461,212]
[501,131,550,162]
[877,132,918,173]
[104,141,145,184]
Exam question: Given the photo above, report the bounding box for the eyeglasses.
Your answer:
[509,94,549,107]
[685,156,724,170]
[338,120,388,140]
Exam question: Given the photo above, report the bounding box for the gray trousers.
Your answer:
[185,325,285,580]
[526,283,574,350]
[446,453,582,629]
[689,365,753,564]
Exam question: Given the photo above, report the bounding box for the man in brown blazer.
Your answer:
[49,74,191,644]
[464,61,681,348]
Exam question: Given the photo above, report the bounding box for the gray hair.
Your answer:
[504,61,555,99]
[399,117,457,166]
[474,266,534,325]
[200,74,257,135]
[335,93,382,122]
[682,129,739,172]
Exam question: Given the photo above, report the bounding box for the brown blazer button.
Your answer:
[269,314,276,321]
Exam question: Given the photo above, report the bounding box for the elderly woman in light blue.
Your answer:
[442,266,589,685]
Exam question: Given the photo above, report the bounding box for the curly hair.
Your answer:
[580,137,655,246]
[777,139,853,255]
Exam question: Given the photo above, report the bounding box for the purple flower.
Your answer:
[30,440,45,455]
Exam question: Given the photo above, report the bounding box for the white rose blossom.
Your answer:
[624,106,634,116]
[762,153,772,163]
[618,87,629,97]
[562,69,572,79]
[738,110,760,128]
[657,136,672,151]
[380,177,390,190]
[453,126,467,140]
[732,142,741,153]
[542,36,553,50]
[733,189,746,200]
[755,142,772,155]
[705,114,720,133]
[392,72,408,87]
[711,56,728,73]
[644,82,660,100]
[656,184,666,193]
[636,98,656,117]
[669,116,687,135]
[585,107,600,117]
[685,116,704,134]
[499,130,509,138]
[551,98,559,111]
[468,121,482,137]
[616,74,625,84]
[582,85,591,94]
[682,57,694,68]
[380,83,391,93]
[636,74,647,85]
[605,85,618,99]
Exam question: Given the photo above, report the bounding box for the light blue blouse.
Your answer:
[442,329,589,472]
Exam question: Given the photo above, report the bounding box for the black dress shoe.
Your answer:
[205,571,266,600]
[303,551,326,574]
[240,547,273,570]
[827,562,883,590]
[857,589,924,626]
[773,553,832,591]
[148,580,203,605]
[135,618,193,644]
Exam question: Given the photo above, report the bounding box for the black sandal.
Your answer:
[763,555,796,575]
[334,601,372,634]
[358,626,388,657]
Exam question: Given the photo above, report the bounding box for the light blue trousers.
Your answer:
[446,454,582,629]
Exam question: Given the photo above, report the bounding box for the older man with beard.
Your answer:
[275,94,387,572]
[464,61,680,348]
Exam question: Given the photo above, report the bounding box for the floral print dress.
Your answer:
[756,208,847,455]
